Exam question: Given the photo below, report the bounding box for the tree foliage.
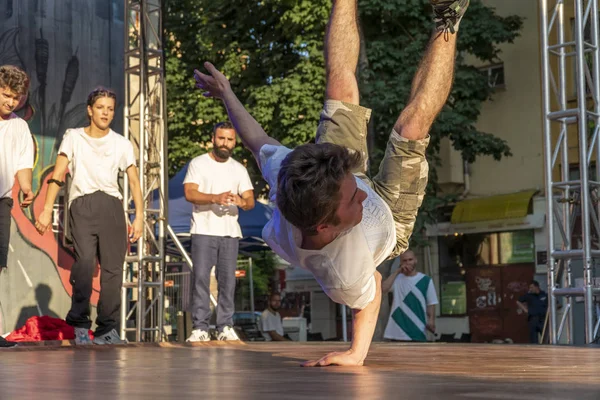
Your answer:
[164,0,330,184]
[236,252,278,306]
[358,0,522,242]
[164,0,523,243]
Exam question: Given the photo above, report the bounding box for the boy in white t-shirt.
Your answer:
[0,65,34,349]
[36,87,144,346]
[0,65,34,272]
[193,0,469,366]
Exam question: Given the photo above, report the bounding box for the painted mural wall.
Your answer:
[0,0,124,334]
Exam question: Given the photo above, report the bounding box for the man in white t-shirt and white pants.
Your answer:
[184,122,255,342]
[193,0,469,365]
[383,250,438,342]
[0,65,34,273]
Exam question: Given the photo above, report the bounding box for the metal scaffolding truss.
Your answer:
[120,0,231,342]
[122,0,167,342]
[540,0,600,344]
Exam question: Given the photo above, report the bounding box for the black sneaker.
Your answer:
[430,0,470,34]
[0,336,17,348]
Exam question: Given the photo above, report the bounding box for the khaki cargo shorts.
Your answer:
[315,100,430,260]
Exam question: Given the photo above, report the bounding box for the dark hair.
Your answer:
[530,280,540,288]
[0,65,29,96]
[212,121,235,136]
[87,86,117,108]
[276,143,363,235]
[269,292,281,301]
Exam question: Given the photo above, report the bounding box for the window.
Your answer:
[480,64,505,89]
[438,235,468,316]
[568,162,597,182]
[438,230,535,316]
[499,231,536,264]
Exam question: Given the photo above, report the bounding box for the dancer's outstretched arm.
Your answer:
[194,63,280,164]
[302,272,382,367]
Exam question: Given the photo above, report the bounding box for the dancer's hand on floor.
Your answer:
[301,349,364,367]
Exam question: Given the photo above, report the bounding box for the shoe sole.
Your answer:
[93,339,128,345]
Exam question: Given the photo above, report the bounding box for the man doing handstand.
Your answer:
[193,0,469,366]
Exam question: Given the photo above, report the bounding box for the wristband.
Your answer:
[48,179,65,187]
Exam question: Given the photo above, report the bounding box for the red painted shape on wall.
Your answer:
[11,175,100,305]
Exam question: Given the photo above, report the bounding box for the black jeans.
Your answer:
[65,191,127,336]
[528,314,544,344]
[0,198,14,268]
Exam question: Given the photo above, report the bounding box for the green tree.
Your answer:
[164,0,330,183]
[235,253,278,308]
[359,0,522,243]
[164,0,523,241]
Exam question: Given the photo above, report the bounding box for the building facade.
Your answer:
[427,0,593,344]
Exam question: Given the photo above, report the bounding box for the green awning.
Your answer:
[450,190,538,224]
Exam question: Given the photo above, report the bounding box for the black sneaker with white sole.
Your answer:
[0,336,17,348]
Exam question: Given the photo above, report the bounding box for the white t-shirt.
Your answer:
[260,309,284,341]
[383,272,438,341]
[0,115,34,199]
[58,128,136,204]
[259,145,396,310]
[183,153,254,238]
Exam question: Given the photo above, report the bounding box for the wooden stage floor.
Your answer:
[1,342,599,399]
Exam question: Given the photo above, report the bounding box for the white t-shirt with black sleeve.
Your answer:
[0,115,34,199]
[58,128,136,204]
[183,153,254,238]
[259,144,396,310]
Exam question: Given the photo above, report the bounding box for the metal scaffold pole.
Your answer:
[122,0,168,342]
[540,0,600,344]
